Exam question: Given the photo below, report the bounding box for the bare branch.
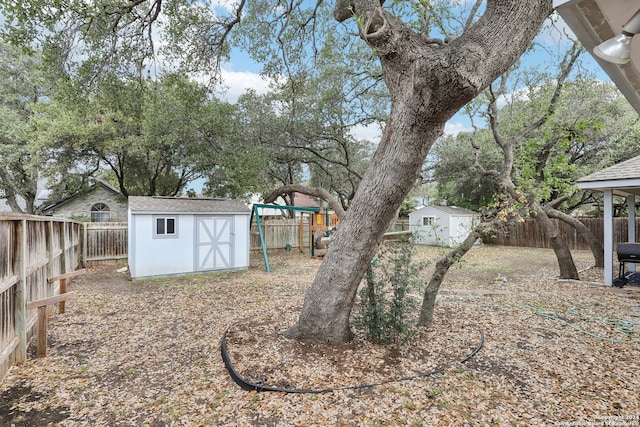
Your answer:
[523,40,583,136]
[463,0,484,32]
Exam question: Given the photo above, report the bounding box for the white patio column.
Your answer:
[604,189,614,286]
[628,195,637,272]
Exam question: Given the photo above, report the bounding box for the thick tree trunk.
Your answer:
[0,169,25,213]
[418,230,480,328]
[532,202,579,279]
[546,207,604,268]
[285,124,446,343]
[285,0,554,344]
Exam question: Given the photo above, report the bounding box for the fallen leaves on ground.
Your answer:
[1,245,639,426]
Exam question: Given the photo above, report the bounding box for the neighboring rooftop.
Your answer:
[42,179,121,214]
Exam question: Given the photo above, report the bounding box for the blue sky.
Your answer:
[181,9,616,194]
[214,11,611,143]
[0,2,617,201]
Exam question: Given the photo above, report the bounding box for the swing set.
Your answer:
[250,203,339,272]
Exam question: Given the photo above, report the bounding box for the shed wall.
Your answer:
[409,206,478,247]
[449,215,475,246]
[409,207,451,246]
[128,212,250,279]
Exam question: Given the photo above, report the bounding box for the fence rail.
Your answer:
[483,217,638,250]
[249,218,411,252]
[0,214,81,381]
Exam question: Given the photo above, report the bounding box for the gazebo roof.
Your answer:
[576,155,640,197]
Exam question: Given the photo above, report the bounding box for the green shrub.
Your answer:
[352,241,424,344]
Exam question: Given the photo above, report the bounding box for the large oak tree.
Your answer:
[285,1,553,343]
[2,0,555,344]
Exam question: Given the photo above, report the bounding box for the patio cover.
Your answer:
[576,156,640,285]
[555,1,640,285]
[554,0,640,113]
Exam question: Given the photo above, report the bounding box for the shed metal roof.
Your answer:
[128,196,251,214]
[413,205,479,216]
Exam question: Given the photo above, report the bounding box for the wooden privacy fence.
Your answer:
[0,214,81,381]
[82,222,128,266]
[483,217,640,250]
[250,218,312,252]
[389,219,410,232]
[250,218,411,252]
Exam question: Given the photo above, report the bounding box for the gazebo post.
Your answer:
[628,195,637,272]
[604,189,614,286]
[575,155,640,286]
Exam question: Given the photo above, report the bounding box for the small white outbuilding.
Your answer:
[128,196,251,280]
[409,205,479,247]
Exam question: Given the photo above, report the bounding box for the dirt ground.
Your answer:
[1,245,639,426]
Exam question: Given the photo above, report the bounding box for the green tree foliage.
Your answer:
[204,75,375,207]
[1,0,559,343]
[431,130,503,210]
[0,41,49,213]
[432,77,640,213]
[1,1,383,204]
[32,74,236,197]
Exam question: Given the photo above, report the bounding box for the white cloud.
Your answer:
[216,69,273,103]
[350,123,382,142]
[210,0,240,14]
[444,121,472,136]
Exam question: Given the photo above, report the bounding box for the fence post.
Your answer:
[14,219,27,364]
[59,279,67,313]
[58,222,69,273]
[82,222,88,268]
[46,220,56,315]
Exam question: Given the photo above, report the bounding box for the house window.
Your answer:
[90,203,111,222]
[422,216,436,226]
[154,216,178,238]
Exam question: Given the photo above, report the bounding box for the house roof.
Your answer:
[42,179,121,213]
[576,154,640,196]
[128,196,251,214]
[554,0,640,114]
[293,193,321,209]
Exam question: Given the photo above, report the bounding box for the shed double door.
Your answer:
[196,216,233,271]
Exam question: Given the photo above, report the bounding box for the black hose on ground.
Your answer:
[220,324,485,394]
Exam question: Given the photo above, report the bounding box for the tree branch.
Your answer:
[524,40,583,136]
[263,184,347,219]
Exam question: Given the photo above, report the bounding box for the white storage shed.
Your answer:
[409,205,479,247]
[128,196,251,280]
